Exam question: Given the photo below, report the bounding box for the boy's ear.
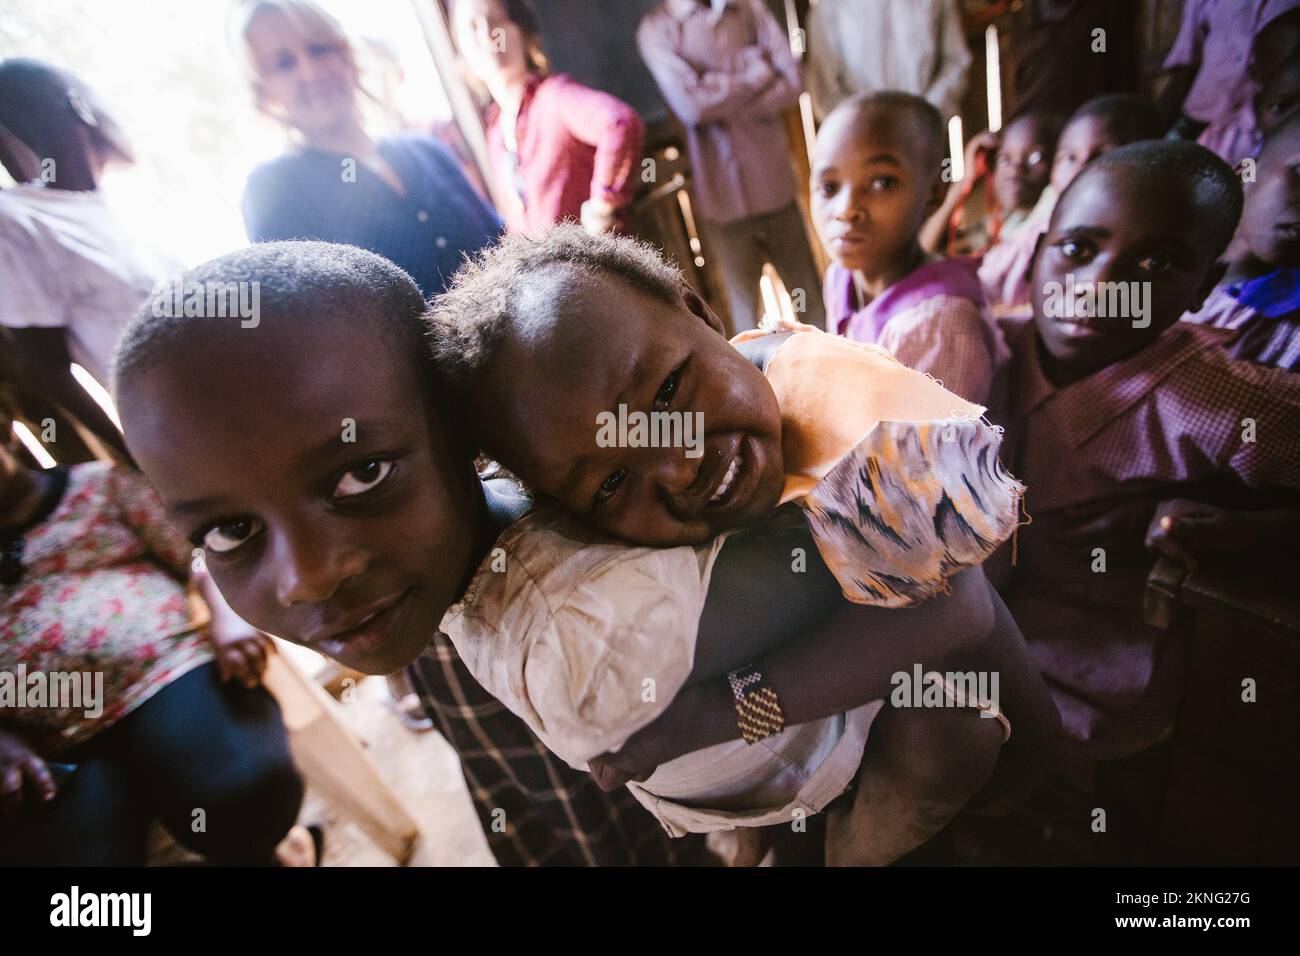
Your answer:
[1185,258,1229,316]
[680,284,727,337]
[924,169,947,219]
[1024,230,1047,284]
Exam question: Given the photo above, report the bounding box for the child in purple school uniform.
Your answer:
[1184,108,1300,370]
[812,92,1006,404]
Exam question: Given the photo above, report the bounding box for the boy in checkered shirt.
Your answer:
[990,140,1300,769]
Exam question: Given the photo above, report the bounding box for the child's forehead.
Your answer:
[816,109,925,168]
[1002,116,1053,146]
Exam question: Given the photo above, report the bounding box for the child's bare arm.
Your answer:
[593,567,1061,793]
[687,521,844,683]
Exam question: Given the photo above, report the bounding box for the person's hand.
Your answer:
[210,625,273,689]
[0,724,54,817]
[1145,499,1259,570]
[965,129,1000,170]
[580,197,618,235]
[588,710,674,791]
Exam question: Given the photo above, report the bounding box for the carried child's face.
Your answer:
[119,313,478,676]
[1240,123,1300,267]
[993,117,1054,212]
[246,7,359,137]
[812,107,943,276]
[1050,116,1127,196]
[1030,168,1219,378]
[472,272,786,547]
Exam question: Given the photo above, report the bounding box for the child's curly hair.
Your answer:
[427,223,686,387]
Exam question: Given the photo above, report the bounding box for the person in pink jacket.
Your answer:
[452,0,645,237]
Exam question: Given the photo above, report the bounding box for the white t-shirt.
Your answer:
[0,183,178,386]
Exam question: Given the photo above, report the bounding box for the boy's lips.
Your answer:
[828,231,868,250]
[1052,316,1126,341]
[308,587,414,661]
[698,434,761,521]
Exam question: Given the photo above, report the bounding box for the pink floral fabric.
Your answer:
[1,462,212,751]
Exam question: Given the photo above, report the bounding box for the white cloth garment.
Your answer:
[806,0,972,122]
[0,183,177,386]
[439,503,879,835]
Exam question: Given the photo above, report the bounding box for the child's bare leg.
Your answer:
[825,704,1004,866]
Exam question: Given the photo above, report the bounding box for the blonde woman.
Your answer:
[235,0,501,296]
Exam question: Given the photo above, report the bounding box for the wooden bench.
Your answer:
[1143,556,1300,864]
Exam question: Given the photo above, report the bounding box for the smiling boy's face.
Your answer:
[471,269,785,547]
[1240,120,1300,268]
[120,312,479,675]
[1030,165,1221,381]
[811,104,944,276]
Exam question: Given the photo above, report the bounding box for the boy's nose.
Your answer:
[645,446,704,511]
[273,525,369,608]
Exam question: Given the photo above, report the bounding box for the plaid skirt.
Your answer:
[407,632,714,866]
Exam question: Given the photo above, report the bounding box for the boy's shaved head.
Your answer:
[114,240,430,395]
[1056,139,1243,258]
[818,91,947,173]
[1032,140,1241,381]
[811,92,948,275]
[113,240,481,677]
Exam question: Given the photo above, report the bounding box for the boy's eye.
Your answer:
[593,467,628,510]
[203,518,264,555]
[1137,256,1172,275]
[1057,239,1093,261]
[653,364,685,412]
[274,52,296,72]
[309,42,342,59]
[333,458,394,499]
[870,176,898,192]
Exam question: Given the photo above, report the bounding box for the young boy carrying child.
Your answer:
[111,241,1058,865]
[989,140,1300,774]
[427,224,1064,861]
[1184,107,1300,370]
[812,92,1006,404]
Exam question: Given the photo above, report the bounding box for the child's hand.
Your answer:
[965,129,999,169]
[0,724,54,817]
[210,625,273,689]
[589,723,664,791]
[1145,499,1259,570]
